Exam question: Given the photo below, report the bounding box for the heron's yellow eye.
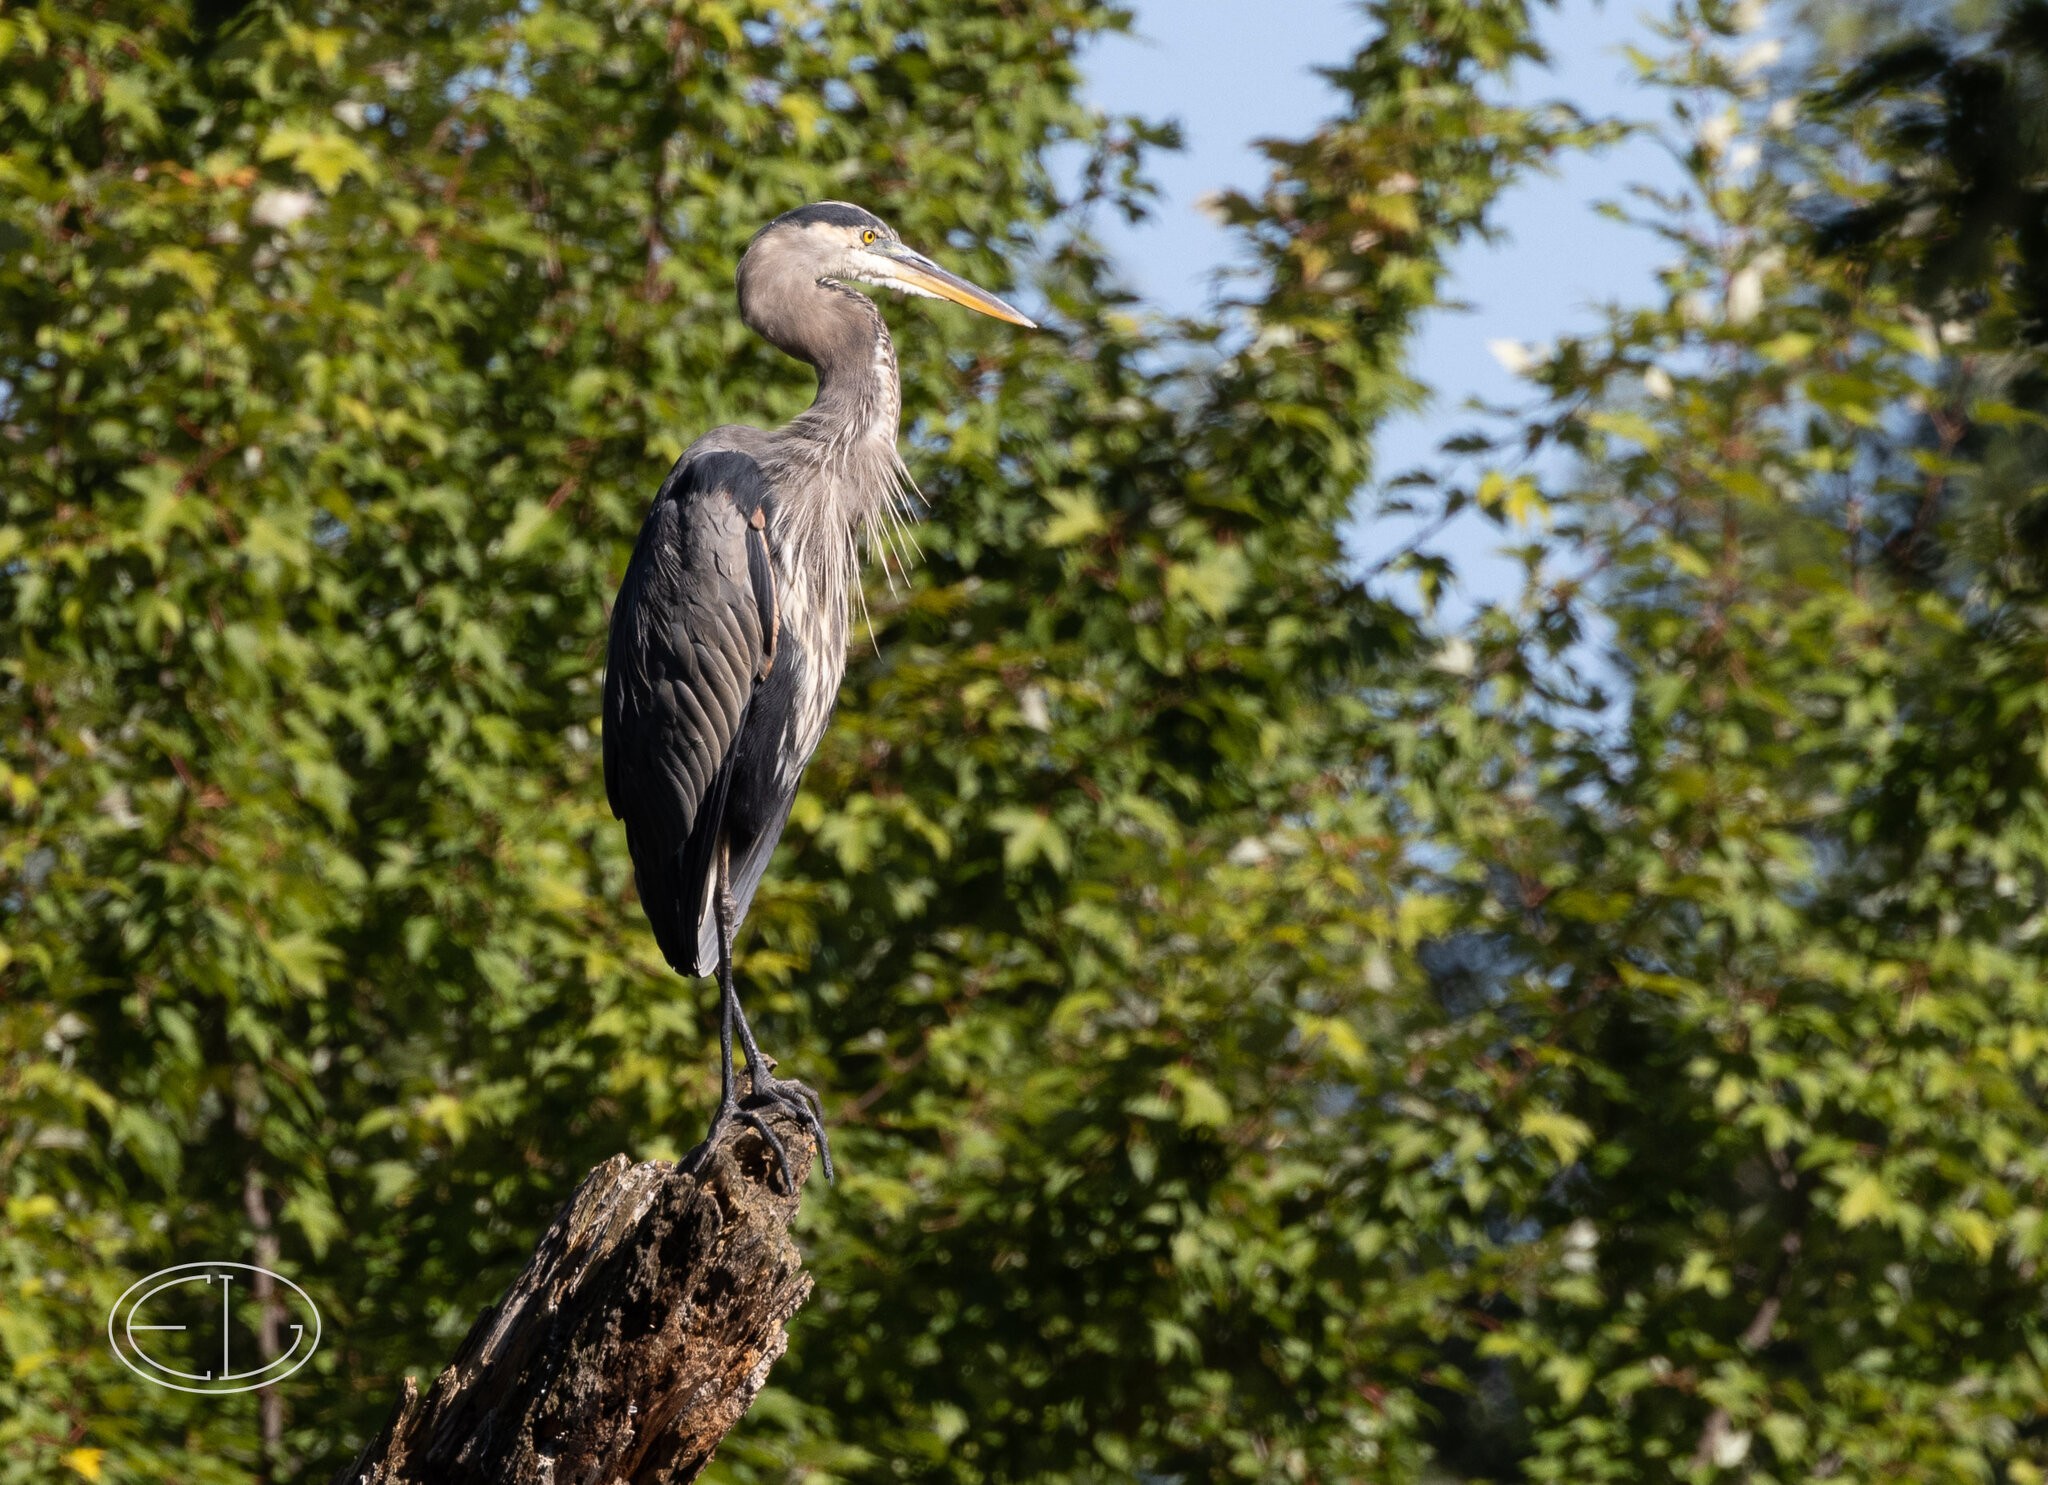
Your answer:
[861,229,876,245]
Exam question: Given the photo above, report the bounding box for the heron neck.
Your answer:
[802,288,901,455]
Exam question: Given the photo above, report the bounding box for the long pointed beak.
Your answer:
[870,241,1037,328]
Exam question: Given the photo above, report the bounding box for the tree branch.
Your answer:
[337,1105,817,1485]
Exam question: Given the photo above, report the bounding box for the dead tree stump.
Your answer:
[337,1104,816,1485]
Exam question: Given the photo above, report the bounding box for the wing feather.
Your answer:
[604,448,782,975]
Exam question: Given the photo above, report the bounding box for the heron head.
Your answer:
[740,202,1036,329]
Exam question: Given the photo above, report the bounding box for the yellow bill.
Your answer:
[867,241,1038,328]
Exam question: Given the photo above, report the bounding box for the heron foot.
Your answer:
[704,1069,834,1196]
[746,1069,835,1192]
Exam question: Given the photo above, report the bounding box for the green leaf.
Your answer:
[987,806,1070,873]
[1165,544,1251,619]
[1040,487,1107,545]
[1163,1065,1232,1128]
[1838,1172,1895,1229]
[1519,1108,1594,1165]
[260,125,376,191]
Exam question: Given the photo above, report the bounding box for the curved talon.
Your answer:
[735,1107,797,1192]
[743,1077,836,1186]
[800,1092,835,1181]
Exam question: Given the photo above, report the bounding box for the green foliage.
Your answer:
[0,0,1574,1479]
[1365,2,2048,1477]
[9,0,2046,1480]
[1814,0,2048,341]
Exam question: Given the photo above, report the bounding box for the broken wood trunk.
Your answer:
[337,1105,816,1484]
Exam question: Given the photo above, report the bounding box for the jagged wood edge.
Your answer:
[337,1105,815,1485]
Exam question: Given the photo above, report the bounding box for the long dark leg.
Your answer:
[709,841,789,1177]
[727,982,834,1181]
[687,842,741,1180]
[716,862,738,1112]
[707,840,834,1191]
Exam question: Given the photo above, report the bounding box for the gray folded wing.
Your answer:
[604,449,780,975]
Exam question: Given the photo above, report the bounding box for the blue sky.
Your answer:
[1080,0,1686,609]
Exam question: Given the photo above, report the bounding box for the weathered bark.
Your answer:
[337,1104,815,1485]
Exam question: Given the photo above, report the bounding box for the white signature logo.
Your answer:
[107,1262,321,1394]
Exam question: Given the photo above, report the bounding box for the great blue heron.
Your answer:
[603,202,1035,1190]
